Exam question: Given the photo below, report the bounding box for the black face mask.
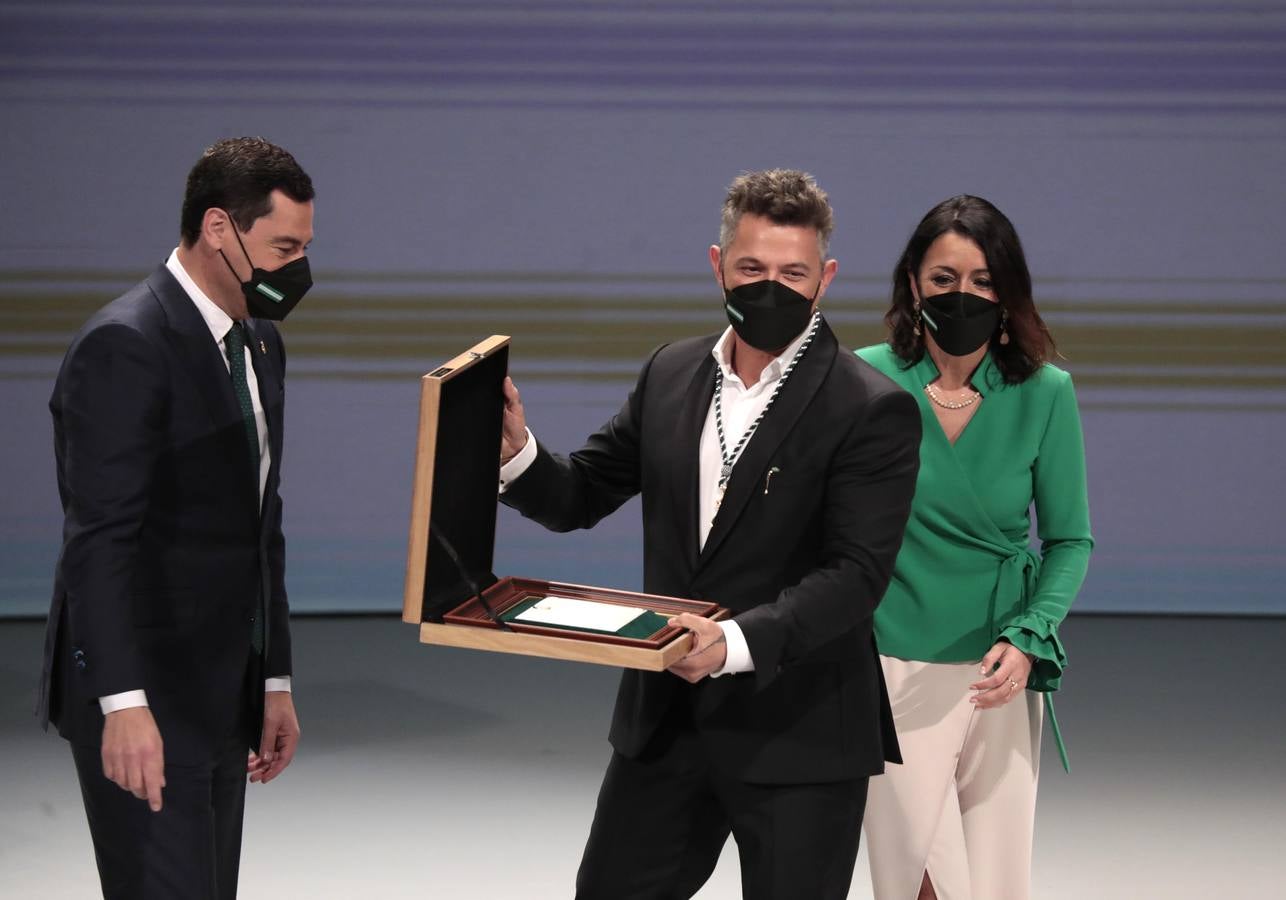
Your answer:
[921,291,1001,356]
[723,278,816,352]
[218,215,312,321]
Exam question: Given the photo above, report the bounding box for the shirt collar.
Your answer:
[165,247,236,346]
[711,315,817,389]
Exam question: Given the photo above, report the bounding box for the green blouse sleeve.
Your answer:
[1000,370,1094,691]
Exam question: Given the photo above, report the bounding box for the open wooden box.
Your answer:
[402,335,725,671]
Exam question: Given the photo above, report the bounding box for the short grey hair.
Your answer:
[718,169,834,260]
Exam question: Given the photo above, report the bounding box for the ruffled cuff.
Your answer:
[999,614,1068,692]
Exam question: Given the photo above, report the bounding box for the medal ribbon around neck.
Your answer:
[713,312,821,512]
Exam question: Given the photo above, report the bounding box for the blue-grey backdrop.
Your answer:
[2,0,1283,617]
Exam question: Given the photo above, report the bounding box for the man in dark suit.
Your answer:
[38,137,313,900]
[498,170,922,899]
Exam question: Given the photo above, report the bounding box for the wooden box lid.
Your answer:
[402,335,510,623]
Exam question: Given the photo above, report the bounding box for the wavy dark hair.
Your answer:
[885,195,1056,384]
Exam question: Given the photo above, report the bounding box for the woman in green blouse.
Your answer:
[857,195,1092,900]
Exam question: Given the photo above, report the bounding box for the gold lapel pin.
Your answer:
[259,340,267,355]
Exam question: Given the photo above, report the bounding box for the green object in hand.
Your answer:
[499,597,670,640]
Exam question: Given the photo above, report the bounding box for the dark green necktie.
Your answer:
[225,322,265,655]
[225,322,261,477]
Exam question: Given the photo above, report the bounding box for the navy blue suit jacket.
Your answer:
[39,263,291,761]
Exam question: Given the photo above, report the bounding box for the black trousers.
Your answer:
[70,660,258,900]
[71,734,250,900]
[575,720,870,900]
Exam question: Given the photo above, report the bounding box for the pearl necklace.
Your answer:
[924,381,980,410]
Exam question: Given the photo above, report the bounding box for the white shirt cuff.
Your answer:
[99,677,290,714]
[499,428,537,493]
[99,690,148,715]
[710,620,754,677]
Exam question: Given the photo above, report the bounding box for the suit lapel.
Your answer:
[695,323,837,571]
[670,350,717,572]
[150,265,260,517]
[245,320,281,520]
[150,266,242,431]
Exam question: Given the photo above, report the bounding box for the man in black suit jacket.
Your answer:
[38,137,313,900]
[498,170,922,899]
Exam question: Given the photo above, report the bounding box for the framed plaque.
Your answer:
[402,336,725,671]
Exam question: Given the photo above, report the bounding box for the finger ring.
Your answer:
[1008,679,1019,691]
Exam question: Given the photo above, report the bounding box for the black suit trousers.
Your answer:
[71,735,249,900]
[576,705,869,900]
[70,662,257,900]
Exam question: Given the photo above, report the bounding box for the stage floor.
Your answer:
[2,614,1282,898]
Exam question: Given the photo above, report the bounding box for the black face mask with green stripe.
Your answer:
[218,217,312,321]
[921,291,1000,356]
[722,278,815,352]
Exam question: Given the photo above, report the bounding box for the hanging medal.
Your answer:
[712,313,820,521]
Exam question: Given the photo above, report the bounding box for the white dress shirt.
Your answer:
[499,320,816,678]
[99,250,289,715]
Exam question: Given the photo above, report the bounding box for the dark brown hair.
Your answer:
[179,137,314,246]
[886,195,1056,384]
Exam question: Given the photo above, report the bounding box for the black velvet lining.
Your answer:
[420,345,508,620]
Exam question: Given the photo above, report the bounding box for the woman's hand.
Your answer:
[969,641,1033,709]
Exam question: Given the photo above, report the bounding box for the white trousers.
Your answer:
[864,655,1042,900]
